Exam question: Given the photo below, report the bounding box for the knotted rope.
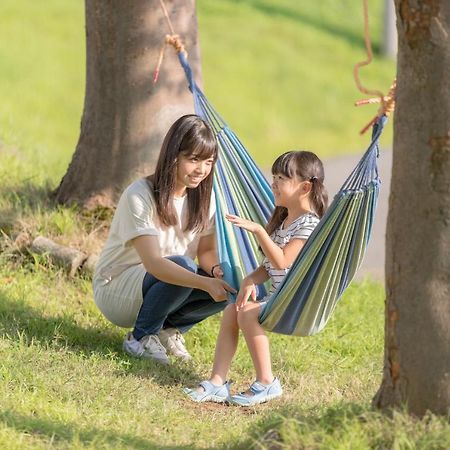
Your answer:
[153,0,188,84]
[354,0,396,133]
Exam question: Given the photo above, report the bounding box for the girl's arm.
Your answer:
[245,264,270,285]
[236,265,270,310]
[197,233,224,278]
[226,214,306,269]
[132,235,235,300]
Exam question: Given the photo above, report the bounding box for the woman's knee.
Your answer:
[166,255,197,273]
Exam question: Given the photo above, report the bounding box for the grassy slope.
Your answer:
[0,0,394,184]
[0,260,387,449]
[0,0,84,182]
[1,263,448,449]
[198,0,395,166]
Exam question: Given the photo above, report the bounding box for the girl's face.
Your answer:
[272,173,308,207]
[175,152,215,194]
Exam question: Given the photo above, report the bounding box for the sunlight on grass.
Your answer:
[0,262,385,449]
[1,260,448,448]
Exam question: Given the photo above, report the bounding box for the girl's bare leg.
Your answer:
[237,302,274,385]
[195,304,239,392]
[209,304,239,385]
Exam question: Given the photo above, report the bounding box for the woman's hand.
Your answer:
[204,278,236,302]
[226,214,263,234]
[235,277,257,311]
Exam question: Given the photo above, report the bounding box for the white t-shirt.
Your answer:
[263,212,319,296]
[93,178,215,327]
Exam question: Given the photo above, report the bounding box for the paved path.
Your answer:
[323,149,392,281]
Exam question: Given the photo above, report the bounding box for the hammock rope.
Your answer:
[353,0,396,134]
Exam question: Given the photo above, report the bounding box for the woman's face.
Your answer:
[175,152,215,193]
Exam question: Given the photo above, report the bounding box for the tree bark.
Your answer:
[374,0,450,416]
[55,0,202,208]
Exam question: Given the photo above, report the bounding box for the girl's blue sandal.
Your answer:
[228,378,282,407]
[183,380,231,403]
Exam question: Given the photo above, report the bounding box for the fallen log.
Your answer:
[30,236,87,277]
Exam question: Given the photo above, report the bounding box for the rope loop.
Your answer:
[152,0,188,84]
[153,34,188,84]
[165,34,186,54]
[353,0,396,133]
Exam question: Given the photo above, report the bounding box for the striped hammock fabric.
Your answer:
[178,52,385,336]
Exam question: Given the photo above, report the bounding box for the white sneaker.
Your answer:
[123,332,169,365]
[158,328,191,360]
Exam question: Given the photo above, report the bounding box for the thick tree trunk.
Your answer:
[374,0,450,416]
[56,0,201,208]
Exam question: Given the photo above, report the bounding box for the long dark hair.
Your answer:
[266,150,328,236]
[148,114,218,233]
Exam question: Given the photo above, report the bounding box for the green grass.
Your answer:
[1,254,449,449]
[0,0,84,182]
[198,0,395,166]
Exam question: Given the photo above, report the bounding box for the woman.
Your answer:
[93,115,235,364]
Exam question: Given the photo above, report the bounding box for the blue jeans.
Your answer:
[132,255,227,340]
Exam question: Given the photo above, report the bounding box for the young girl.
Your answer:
[184,150,327,405]
[93,115,235,365]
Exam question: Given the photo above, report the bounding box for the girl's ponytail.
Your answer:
[309,177,328,218]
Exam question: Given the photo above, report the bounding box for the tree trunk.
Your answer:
[55,0,202,208]
[374,0,450,416]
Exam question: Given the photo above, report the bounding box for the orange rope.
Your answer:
[354,0,396,133]
[356,79,396,134]
[158,0,175,35]
[153,0,188,84]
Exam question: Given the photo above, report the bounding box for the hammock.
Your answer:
[178,52,385,337]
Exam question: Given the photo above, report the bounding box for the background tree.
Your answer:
[382,0,397,58]
[374,0,450,416]
[56,0,201,208]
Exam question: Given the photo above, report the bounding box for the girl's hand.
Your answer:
[226,214,263,234]
[235,277,257,311]
[205,278,237,302]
